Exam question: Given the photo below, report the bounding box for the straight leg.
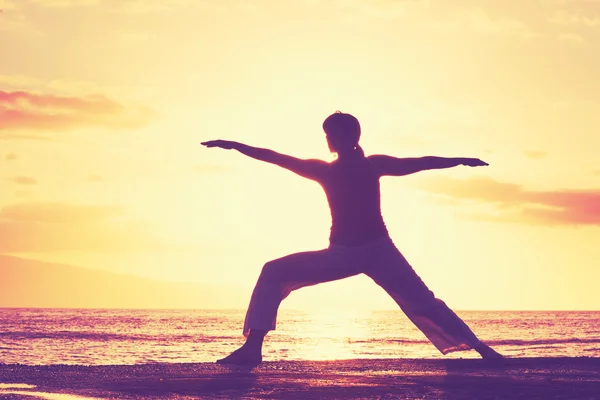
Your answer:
[364,240,500,357]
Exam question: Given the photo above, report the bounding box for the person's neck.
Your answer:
[337,150,356,162]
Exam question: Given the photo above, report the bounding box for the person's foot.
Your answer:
[216,346,262,367]
[475,343,504,360]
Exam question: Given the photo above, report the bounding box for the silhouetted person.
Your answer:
[201,111,502,366]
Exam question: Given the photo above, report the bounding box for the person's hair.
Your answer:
[322,111,365,158]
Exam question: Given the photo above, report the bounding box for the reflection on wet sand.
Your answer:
[0,383,99,399]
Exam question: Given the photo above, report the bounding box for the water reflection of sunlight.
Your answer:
[0,383,36,388]
[0,384,100,400]
[295,310,373,361]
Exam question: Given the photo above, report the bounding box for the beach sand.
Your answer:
[1,357,599,399]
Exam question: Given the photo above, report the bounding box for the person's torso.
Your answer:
[320,157,388,246]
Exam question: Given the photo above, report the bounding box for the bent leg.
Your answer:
[365,242,482,355]
[218,246,361,366]
[243,246,362,336]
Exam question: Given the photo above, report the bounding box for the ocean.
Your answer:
[1,309,599,365]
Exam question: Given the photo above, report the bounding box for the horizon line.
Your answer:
[1,307,598,312]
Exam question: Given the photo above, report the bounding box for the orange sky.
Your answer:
[1,0,599,311]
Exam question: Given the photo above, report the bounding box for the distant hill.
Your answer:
[0,255,249,309]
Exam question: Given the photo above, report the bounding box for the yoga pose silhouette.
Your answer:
[202,111,502,366]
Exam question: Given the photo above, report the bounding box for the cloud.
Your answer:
[5,153,17,161]
[0,3,46,35]
[462,8,534,36]
[431,7,540,38]
[0,75,42,88]
[543,1,600,44]
[6,0,194,14]
[0,0,18,10]
[14,190,35,199]
[0,133,56,141]
[0,75,124,99]
[558,32,585,42]
[0,90,153,134]
[1,90,118,116]
[0,202,167,252]
[0,202,120,223]
[11,176,38,185]
[547,8,600,27]
[332,0,430,20]
[27,0,100,7]
[117,0,194,14]
[524,150,548,159]
[414,176,600,226]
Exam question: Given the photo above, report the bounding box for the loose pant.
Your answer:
[243,236,481,354]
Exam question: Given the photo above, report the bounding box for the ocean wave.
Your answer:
[346,337,600,346]
[2,331,599,348]
[486,338,600,346]
[347,339,428,345]
[0,331,237,342]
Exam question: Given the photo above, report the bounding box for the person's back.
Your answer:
[322,157,388,246]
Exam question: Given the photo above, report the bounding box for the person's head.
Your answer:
[322,111,364,158]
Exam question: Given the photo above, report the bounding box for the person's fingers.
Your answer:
[201,140,221,148]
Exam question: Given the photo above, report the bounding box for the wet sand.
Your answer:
[1,357,599,399]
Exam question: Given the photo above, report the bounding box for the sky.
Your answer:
[1,0,599,311]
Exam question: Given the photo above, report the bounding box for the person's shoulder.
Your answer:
[367,154,390,161]
[306,158,332,168]
[365,154,395,176]
[366,154,389,166]
[302,158,332,182]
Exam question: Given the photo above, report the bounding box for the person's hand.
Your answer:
[201,140,238,150]
[461,158,489,167]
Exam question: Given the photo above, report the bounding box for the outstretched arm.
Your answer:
[201,140,328,181]
[369,154,488,177]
